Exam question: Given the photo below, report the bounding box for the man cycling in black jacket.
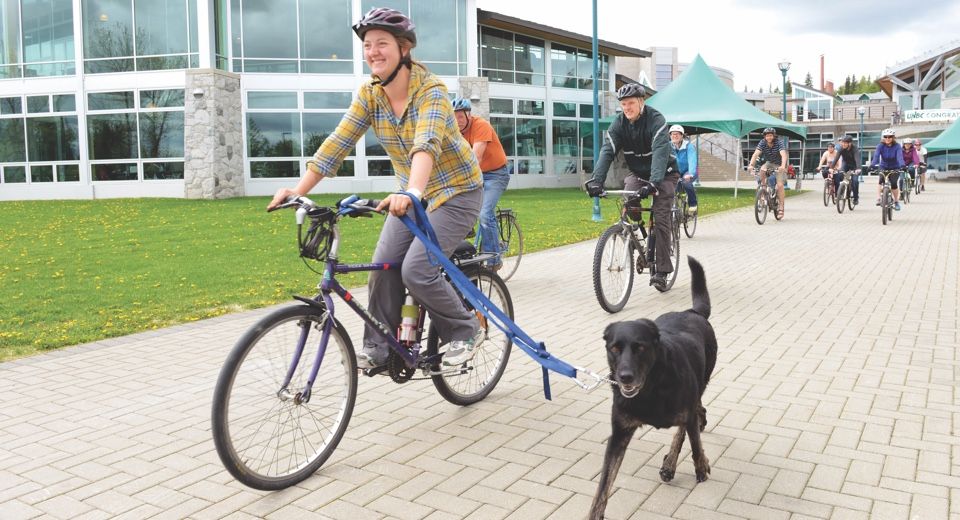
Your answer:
[584,83,679,289]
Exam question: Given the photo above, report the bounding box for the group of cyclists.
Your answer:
[265,6,932,371]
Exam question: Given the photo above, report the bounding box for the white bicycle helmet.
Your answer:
[881,128,896,138]
[669,124,685,135]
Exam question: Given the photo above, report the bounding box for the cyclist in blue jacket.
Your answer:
[669,125,698,215]
[869,128,905,210]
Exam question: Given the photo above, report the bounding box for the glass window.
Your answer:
[88,91,135,111]
[946,55,960,98]
[553,120,578,156]
[53,94,76,112]
[921,93,941,109]
[365,128,386,156]
[0,119,26,162]
[144,161,184,179]
[250,160,299,178]
[4,166,27,183]
[490,98,513,115]
[92,162,137,181]
[27,116,80,161]
[514,34,544,85]
[0,0,23,79]
[247,113,301,157]
[411,0,456,64]
[517,100,544,116]
[551,44,578,89]
[367,159,393,177]
[299,0,352,63]
[242,0,297,59]
[27,96,50,113]
[480,27,513,75]
[1,97,23,115]
[553,102,576,118]
[135,0,188,56]
[303,92,352,109]
[88,113,138,159]
[140,89,184,108]
[82,0,134,70]
[303,112,351,156]
[139,112,184,158]
[516,118,545,157]
[31,165,54,182]
[248,91,298,109]
[58,164,79,182]
[490,116,514,156]
[21,0,75,76]
[516,159,543,174]
[580,104,594,119]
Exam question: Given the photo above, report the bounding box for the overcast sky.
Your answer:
[475,0,960,92]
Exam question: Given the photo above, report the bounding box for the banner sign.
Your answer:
[903,109,960,122]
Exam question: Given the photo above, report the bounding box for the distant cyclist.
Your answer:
[914,138,928,191]
[869,128,905,210]
[452,97,510,271]
[669,125,698,215]
[817,143,837,178]
[829,135,860,205]
[902,139,921,192]
[583,83,679,289]
[746,127,788,219]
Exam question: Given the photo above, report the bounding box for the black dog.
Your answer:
[589,256,718,519]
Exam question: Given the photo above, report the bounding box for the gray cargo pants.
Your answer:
[363,188,483,360]
[625,172,679,274]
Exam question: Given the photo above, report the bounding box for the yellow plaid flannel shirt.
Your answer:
[307,63,482,211]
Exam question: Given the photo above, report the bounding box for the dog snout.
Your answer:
[618,370,635,385]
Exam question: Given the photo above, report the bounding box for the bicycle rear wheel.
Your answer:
[212,305,357,490]
[593,224,635,313]
[822,181,830,206]
[754,188,767,225]
[496,212,523,281]
[903,181,911,204]
[836,184,846,214]
[655,214,681,293]
[427,268,513,405]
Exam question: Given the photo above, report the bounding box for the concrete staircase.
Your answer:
[698,152,740,181]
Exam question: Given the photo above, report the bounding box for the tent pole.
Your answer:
[734,139,741,198]
[798,139,805,189]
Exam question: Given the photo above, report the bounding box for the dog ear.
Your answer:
[638,319,660,344]
[602,323,615,343]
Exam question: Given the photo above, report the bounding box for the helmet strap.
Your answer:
[376,53,412,87]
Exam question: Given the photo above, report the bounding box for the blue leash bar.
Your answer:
[394,192,578,400]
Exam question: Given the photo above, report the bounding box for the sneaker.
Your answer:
[443,327,485,366]
[649,272,667,288]
[875,198,881,206]
[921,185,925,192]
[895,202,901,211]
[687,205,698,216]
[356,346,386,370]
[853,199,859,205]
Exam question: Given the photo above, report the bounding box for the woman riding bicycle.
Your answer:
[869,128,905,210]
[268,7,485,369]
[669,125,698,215]
[901,139,921,191]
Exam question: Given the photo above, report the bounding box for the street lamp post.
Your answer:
[857,106,866,166]
[777,60,790,121]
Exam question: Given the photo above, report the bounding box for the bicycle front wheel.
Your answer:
[683,201,698,238]
[427,268,513,406]
[593,224,635,313]
[754,188,768,225]
[882,187,890,225]
[212,305,357,490]
[823,181,830,206]
[496,212,523,281]
[836,184,846,214]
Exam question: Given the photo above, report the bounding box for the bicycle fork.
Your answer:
[281,294,336,404]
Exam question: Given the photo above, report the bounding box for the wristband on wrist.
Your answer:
[405,187,422,200]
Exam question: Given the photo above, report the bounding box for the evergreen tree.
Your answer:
[786,80,792,95]
[804,72,813,88]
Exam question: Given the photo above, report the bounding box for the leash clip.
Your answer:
[571,366,607,392]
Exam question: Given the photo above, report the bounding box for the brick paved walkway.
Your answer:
[2,182,958,520]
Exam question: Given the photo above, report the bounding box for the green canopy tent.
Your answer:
[590,55,807,196]
[925,117,960,152]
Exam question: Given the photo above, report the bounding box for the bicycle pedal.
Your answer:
[362,365,389,377]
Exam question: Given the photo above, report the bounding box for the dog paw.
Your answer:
[659,467,675,482]
[695,457,711,483]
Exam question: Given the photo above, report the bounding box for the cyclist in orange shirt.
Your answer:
[453,97,511,270]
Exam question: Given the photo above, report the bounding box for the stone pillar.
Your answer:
[456,77,490,119]
[184,69,244,199]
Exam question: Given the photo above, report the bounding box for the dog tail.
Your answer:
[688,256,711,319]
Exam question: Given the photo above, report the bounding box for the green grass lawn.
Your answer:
[0,187,782,360]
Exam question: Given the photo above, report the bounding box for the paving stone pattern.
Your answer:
[2,183,958,519]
